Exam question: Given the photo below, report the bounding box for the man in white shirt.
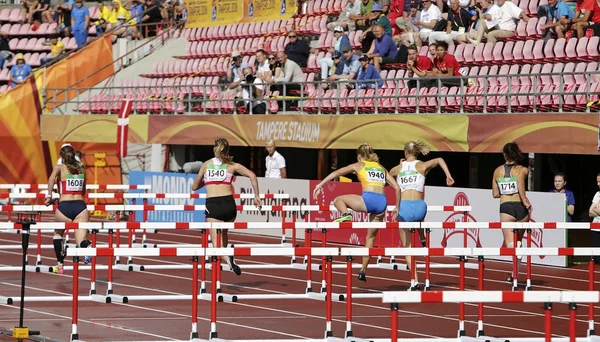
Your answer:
[468,0,528,44]
[412,0,442,48]
[255,49,272,82]
[241,67,266,114]
[265,140,286,178]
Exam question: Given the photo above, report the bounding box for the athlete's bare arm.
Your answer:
[491,166,501,199]
[45,165,61,206]
[313,162,361,199]
[192,162,208,191]
[517,166,531,210]
[233,163,261,208]
[420,158,454,186]
[385,168,401,219]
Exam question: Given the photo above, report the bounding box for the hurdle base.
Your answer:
[0,296,13,304]
[25,265,40,273]
[91,294,111,304]
[307,292,344,302]
[218,293,238,303]
[589,333,599,340]
[70,333,79,342]
[191,332,199,339]
[476,330,485,338]
[108,294,128,303]
[210,332,218,339]
[465,336,506,342]
[114,263,144,271]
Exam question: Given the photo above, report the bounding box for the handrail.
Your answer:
[43,70,600,115]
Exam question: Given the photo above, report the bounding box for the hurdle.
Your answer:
[0,184,152,190]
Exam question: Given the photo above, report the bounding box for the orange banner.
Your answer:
[468,114,598,155]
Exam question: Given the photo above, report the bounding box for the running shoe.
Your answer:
[83,243,92,264]
[357,270,366,282]
[420,238,427,247]
[334,213,352,223]
[52,264,64,274]
[407,283,423,292]
[229,256,242,276]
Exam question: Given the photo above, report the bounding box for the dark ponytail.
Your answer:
[60,145,84,174]
[503,142,523,163]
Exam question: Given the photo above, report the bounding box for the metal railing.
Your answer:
[43,70,600,115]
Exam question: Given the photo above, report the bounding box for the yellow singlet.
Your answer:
[356,161,386,188]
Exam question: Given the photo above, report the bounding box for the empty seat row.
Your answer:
[302,0,346,17]
[7,37,78,54]
[139,56,248,78]
[182,36,291,59]
[0,22,99,37]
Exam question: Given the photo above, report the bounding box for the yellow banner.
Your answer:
[242,0,298,22]
[186,0,297,28]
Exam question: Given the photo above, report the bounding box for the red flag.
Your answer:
[116,100,133,158]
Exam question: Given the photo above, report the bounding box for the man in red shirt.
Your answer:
[431,41,463,87]
[572,0,600,38]
[406,45,435,89]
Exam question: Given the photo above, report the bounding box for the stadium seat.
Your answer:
[0,9,10,22]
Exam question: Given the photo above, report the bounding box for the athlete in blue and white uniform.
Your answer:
[390,141,454,291]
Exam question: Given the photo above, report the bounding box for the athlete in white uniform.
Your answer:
[390,141,454,291]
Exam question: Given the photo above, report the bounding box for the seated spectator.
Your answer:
[266,53,282,84]
[572,0,600,38]
[0,32,11,70]
[429,0,473,47]
[141,0,166,37]
[468,0,528,44]
[411,0,442,48]
[396,2,421,46]
[361,4,393,52]
[273,51,305,110]
[320,51,343,89]
[457,0,497,43]
[130,0,145,24]
[255,49,272,82]
[387,0,410,36]
[540,0,575,38]
[284,30,310,68]
[377,0,390,12]
[40,36,64,65]
[328,46,361,85]
[22,0,49,25]
[240,67,266,114]
[71,0,90,48]
[357,54,384,89]
[227,51,249,91]
[328,0,361,32]
[48,0,74,36]
[94,1,111,35]
[318,26,351,80]
[406,44,435,89]
[21,0,37,24]
[366,24,398,71]
[109,0,131,25]
[9,54,33,88]
[352,0,375,31]
[111,14,136,41]
[431,41,463,87]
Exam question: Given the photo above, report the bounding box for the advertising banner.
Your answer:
[186,0,250,28]
[241,0,297,23]
[129,171,206,222]
[307,181,567,267]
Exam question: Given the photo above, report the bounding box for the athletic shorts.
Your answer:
[398,199,427,222]
[57,200,87,221]
[500,201,528,221]
[361,192,387,215]
[205,195,237,222]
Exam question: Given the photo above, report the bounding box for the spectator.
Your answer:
[49,0,75,36]
[265,140,287,178]
[572,0,600,38]
[540,0,575,39]
[406,44,435,89]
[130,0,145,24]
[111,14,136,41]
[396,2,421,46]
[240,67,267,114]
[284,30,310,68]
[9,54,33,88]
[429,0,472,47]
[377,0,391,12]
[94,1,111,35]
[318,26,351,80]
[227,51,249,91]
[255,49,272,83]
[366,24,398,71]
[351,0,375,31]
[0,32,11,70]
[457,0,497,44]
[40,36,64,65]
[589,173,600,263]
[320,51,343,89]
[71,0,90,48]
[273,51,305,110]
[361,4,394,51]
[468,0,528,44]
[21,0,37,24]
[329,46,361,84]
[357,54,384,89]
[32,0,50,24]
[431,41,463,87]
[141,0,166,37]
[388,0,410,36]
[328,0,361,32]
[551,173,575,222]
[266,53,282,83]
[411,0,442,49]
[109,0,131,25]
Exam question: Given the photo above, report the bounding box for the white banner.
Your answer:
[234,177,310,238]
[424,187,567,267]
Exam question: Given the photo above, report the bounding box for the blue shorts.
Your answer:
[361,192,387,215]
[398,200,427,222]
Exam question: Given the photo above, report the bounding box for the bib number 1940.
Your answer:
[367,170,385,183]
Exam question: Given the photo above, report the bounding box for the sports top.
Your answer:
[496,164,518,196]
[356,161,386,188]
[204,158,235,185]
[59,167,85,195]
[397,160,426,192]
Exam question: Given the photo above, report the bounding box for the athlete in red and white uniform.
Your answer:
[192,138,261,275]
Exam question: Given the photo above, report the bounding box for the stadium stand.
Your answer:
[5,0,600,113]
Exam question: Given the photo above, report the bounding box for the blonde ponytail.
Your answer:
[214,138,234,164]
[357,143,379,163]
[405,140,430,157]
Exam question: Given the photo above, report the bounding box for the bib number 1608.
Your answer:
[67,179,83,188]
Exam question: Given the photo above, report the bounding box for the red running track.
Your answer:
[0,227,598,341]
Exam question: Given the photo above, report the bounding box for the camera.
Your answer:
[468,2,482,10]
[245,73,256,83]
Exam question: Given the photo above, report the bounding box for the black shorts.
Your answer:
[57,200,87,221]
[500,201,529,221]
[205,195,237,222]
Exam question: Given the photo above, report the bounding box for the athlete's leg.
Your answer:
[52,228,65,273]
[361,213,384,274]
[398,226,419,283]
[333,194,367,214]
[73,209,92,264]
[500,213,517,247]
[206,217,229,264]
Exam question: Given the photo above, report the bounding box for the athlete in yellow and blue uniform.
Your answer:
[313,143,401,282]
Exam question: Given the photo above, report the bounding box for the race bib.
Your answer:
[205,164,228,182]
[398,170,419,189]
[365,167,385,184]
[65,174,84,192]
[458,27,465,34]
[497,176,518,195]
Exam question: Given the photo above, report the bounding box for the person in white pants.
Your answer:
[428,0,474,47]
